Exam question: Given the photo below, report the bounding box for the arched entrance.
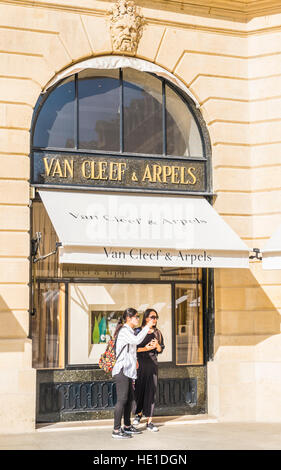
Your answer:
[30,57,215,423]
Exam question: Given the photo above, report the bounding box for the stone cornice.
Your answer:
[0,0,106,17]
[1,0,281,23]
[141,1,281,21]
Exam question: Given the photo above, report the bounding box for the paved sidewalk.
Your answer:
[0,415,280,450]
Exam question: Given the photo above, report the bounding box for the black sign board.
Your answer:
[32,152,206,193]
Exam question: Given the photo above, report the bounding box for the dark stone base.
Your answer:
[36,366,206,423]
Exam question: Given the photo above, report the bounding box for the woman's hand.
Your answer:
[151,338,162,352]
[145,341,156,351]
[137,344,154,352]
[149,339,157,348]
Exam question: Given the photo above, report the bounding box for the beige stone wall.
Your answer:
[207,14,281,421]
[0,0,281,431]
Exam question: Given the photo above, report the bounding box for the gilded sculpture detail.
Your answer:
[109,0,144,53]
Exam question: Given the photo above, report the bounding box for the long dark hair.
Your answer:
[114,307,138,338]
[142,308,162,343]
[141,308,159,327]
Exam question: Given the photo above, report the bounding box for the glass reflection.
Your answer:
[78,69,120,151]
[32,282,65,369]
[33,77,75,149]
[123,68,163,154]
[32,69,204,158]
[166,85,203,157]
[175,283,203,365]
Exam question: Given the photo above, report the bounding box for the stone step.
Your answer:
[36,414,218,432]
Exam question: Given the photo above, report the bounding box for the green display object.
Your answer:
[99,315,107,343]
[97,313,101,342]
[92,316,100,344]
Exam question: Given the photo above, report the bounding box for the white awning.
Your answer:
[262,222,281,270]
[39,190,249,269]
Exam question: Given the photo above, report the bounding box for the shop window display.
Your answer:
[68,283,172,366]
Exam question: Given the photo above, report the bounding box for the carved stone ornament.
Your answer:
[109,0,144,54]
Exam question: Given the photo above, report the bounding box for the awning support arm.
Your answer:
[31,232,62,263]
[249,248,262,261]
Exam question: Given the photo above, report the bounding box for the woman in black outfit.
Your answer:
[133,308,165,432]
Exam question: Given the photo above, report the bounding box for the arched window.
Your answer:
[32,68,205,158]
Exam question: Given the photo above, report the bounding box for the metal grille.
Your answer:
[38,378,197,421]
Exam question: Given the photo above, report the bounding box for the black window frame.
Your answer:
[31,69,209,161]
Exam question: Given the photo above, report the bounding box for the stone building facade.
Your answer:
[0,0,281,433]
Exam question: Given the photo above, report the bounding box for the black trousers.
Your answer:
[113,369,134,430]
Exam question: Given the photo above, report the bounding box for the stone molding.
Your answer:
[2,0,281,22]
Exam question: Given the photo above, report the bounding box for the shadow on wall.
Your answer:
[0,295,27,352]
[214,265,281,350]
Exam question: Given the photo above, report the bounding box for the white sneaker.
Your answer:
[112,428,132,439]
[133,415,142,426]
[146,422,159,432]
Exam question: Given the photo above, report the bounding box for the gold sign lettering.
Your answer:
[39,154,201,190]
[63,159,74,178]
[91,162,100,180]
[52,160,63,177]
[187,167,196,185]
[109,162,119,181]
[142,165,152,182]
[81,161,127,181]
[131,171,138,182]
[171,166,180,184]
[82,161,90,179]
[99,161,108,180]
[43,157,74,178]
[118,163,127,181]
[153,165,162,183]
[43,157,54,177]
[141,164,197,185]
[180,167,186,184]
[162,166,171,183]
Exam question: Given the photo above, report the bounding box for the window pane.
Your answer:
[32,282,65,369]
[33,77,75,149]
[32,201,60,278]
[166,85,203,157]
[68,283,172,365]
[78,69,120,151]
[123,69,163,154]
[175,284,203,365]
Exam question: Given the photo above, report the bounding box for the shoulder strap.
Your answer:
[116,343,129,360]
[115,325,130,360]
